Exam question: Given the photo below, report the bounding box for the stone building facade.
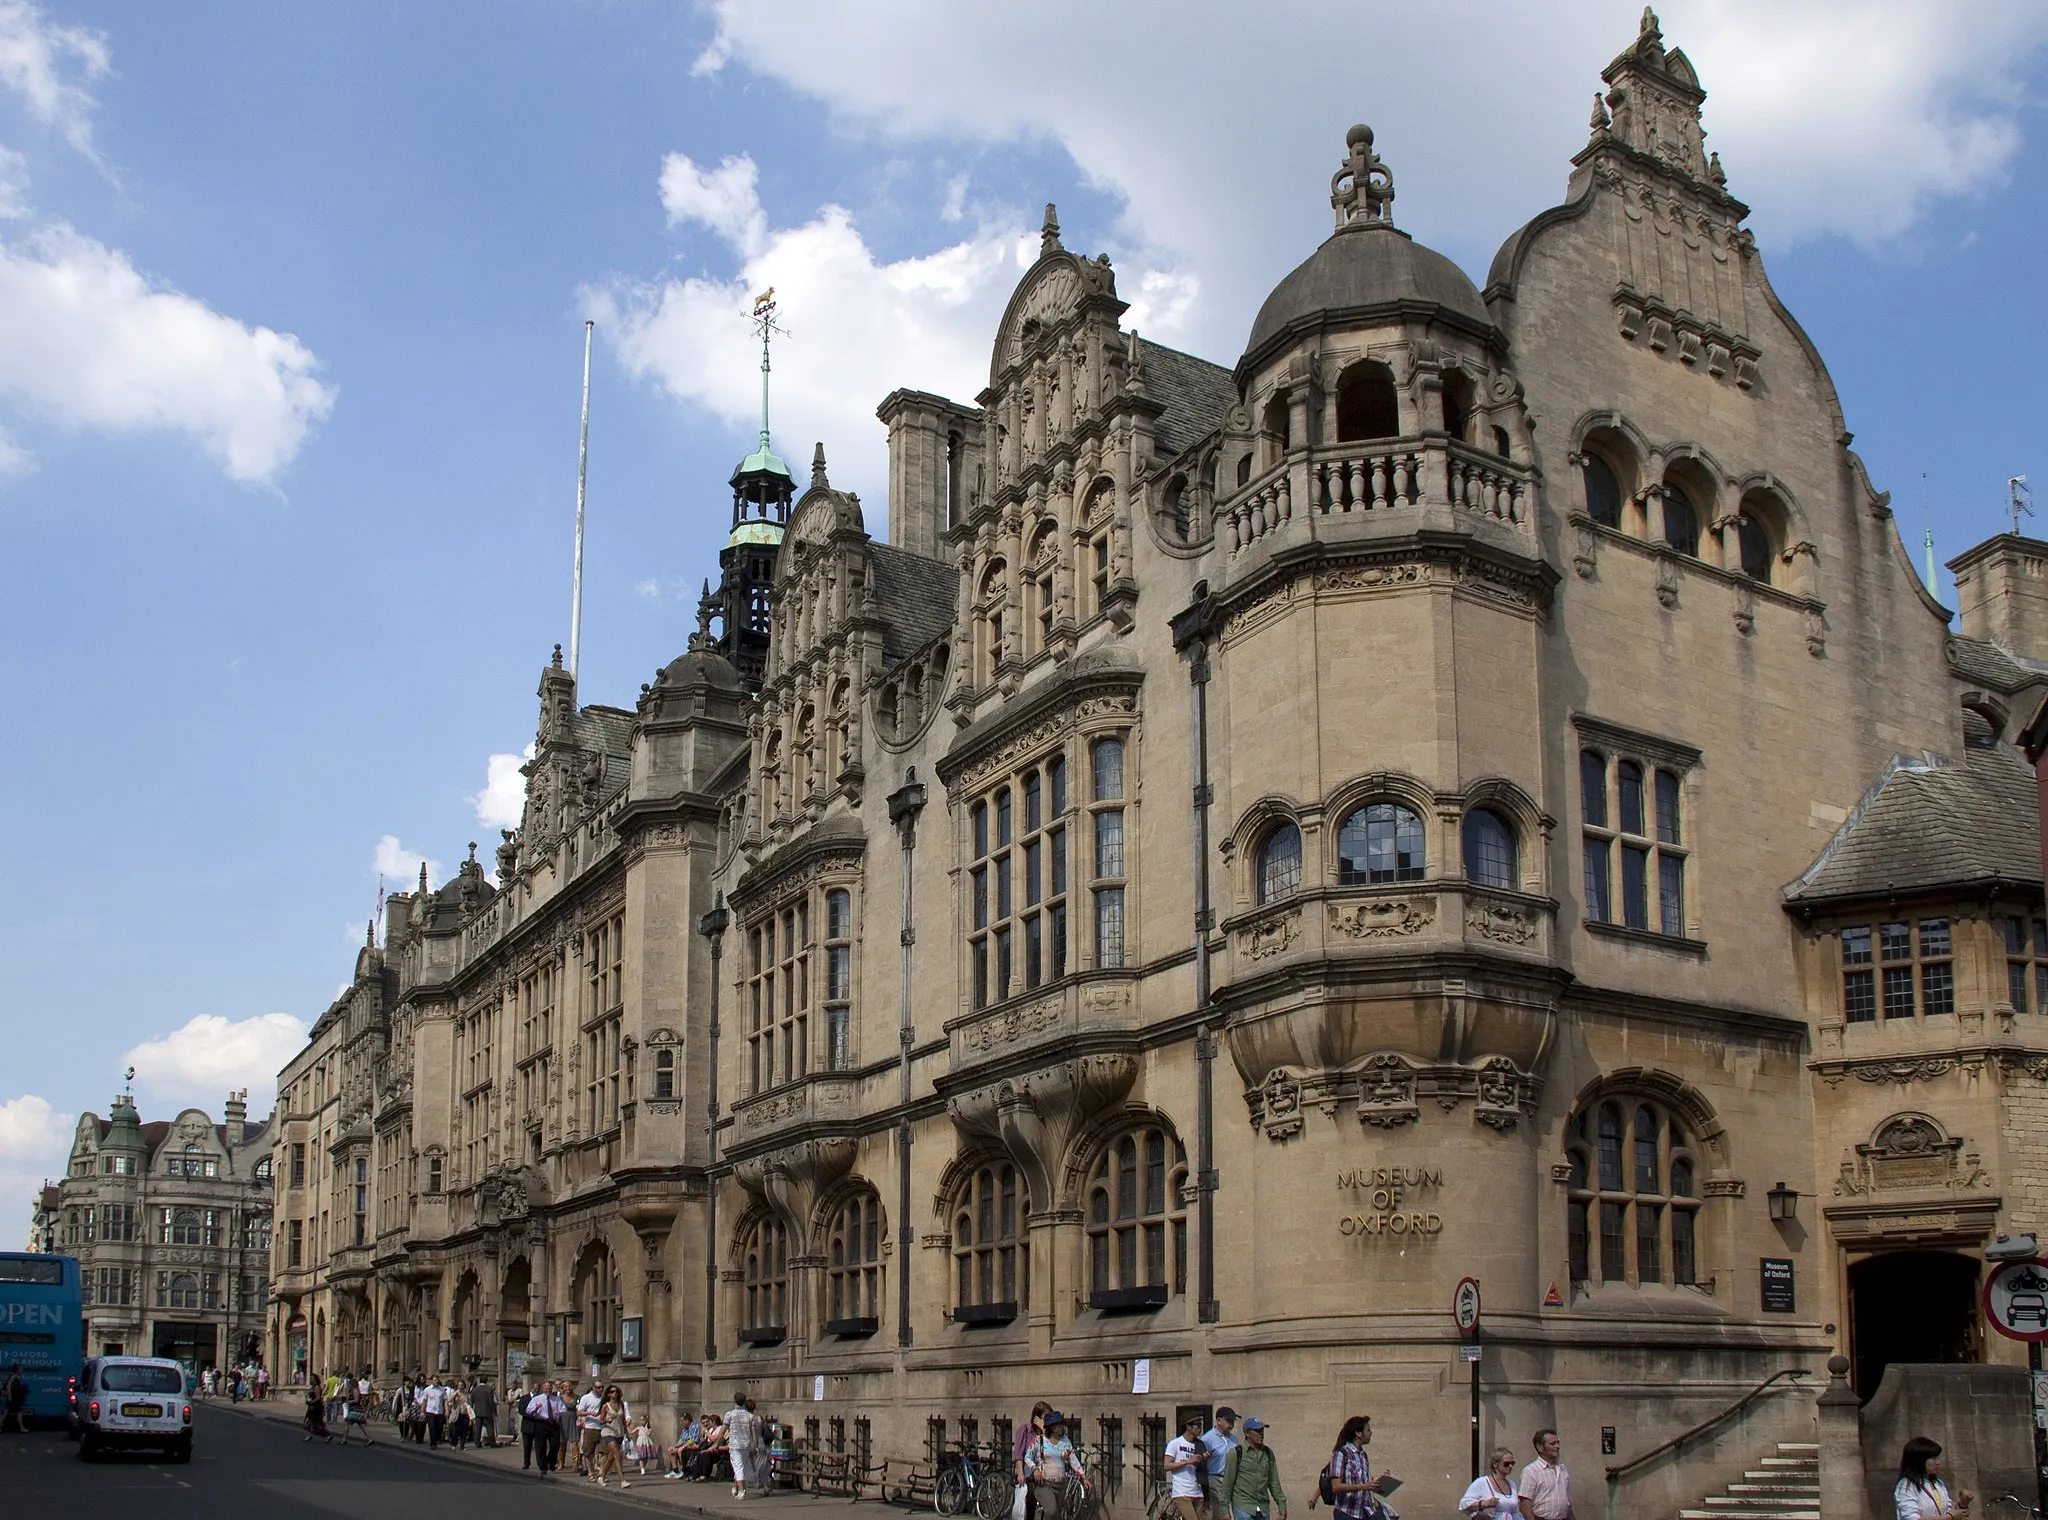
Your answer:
[268,14,2048,1515]
[54,1091,274,1371]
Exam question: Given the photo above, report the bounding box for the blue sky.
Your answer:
[2,0,2045,1230]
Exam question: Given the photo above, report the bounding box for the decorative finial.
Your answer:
[366,919,375,947]
[1708,150,1726,187]
[418,862,429,892]
[551,643,563,669]
[1640,6,1660,36]
[1040,202,1061,258]
[1590,92,1611,132]
[750,289,786,454]
[467,841,478,865]
[1331,124,1396,230]
[811,441,828,488]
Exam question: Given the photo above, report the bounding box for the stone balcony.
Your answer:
[943,975,1142,1077]
[727,1072,863,1152]
[1222,879,1557,979]
[1214,435,1538,582]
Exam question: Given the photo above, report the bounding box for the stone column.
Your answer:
[1816,1355,1868,1520]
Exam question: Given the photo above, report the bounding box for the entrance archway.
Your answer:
[1849,1250,1981,1398]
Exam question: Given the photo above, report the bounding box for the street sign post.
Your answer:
[1983,1255,2048,1520]
[1453,1278,1482,1480]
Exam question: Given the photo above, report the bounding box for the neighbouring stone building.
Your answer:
[53,1090,274,1371]
[266,13,2048,1515]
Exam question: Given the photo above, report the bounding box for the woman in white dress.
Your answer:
[1459,1448,1523,1518]
[1894,1436,1972,1520]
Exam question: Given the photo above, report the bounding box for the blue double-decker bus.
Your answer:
[0,1253,84,1425]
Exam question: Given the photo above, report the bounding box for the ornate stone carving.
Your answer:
[1466,903,1536,945]
[949,691,1139,794]
[1257,1068,1303,1141]
[1240,909,1301,961]
[1356,1055,1418,1129]
[1328,897,1435,939]
[961,996,1063,1054]
[1852,1059,1956,1085]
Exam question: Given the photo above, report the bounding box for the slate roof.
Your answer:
[867,543,958,669]
[1947,634,2048,695]
[576,705,636,803]
[1785,740,2042,904]
[1139,338,1236,461]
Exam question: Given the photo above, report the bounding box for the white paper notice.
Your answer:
[1132,1358,1151,1395]
[814,1374,826,1401]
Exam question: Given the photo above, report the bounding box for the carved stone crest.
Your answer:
[1466,903,1536,945]
[1329,897,1435,939]
[1241,909,1301,961]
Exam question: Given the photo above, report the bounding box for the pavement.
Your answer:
[195,1393,882,1520]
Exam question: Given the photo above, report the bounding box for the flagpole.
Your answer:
[569,320,594,681]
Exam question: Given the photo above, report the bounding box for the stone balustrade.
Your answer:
[1217,438,1534,556]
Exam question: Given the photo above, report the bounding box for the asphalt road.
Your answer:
[0,1406,632,1520]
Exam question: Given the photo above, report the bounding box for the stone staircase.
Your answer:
[1677,1441,1820,1520]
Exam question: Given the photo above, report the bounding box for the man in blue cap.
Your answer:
[1218,1419,1287,1520]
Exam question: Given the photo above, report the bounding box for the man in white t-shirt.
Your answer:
[725,1398,758,1498]
[421,1376,449,1449]
[577,1382,604,1476]
[1165,1413,1209,1520]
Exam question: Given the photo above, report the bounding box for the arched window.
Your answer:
[1086,1125,1188,1304]
[825,1192,883,1330]
[1335,362,1400,442]
[168,1272,200,1310]
[1565,1097,1702,1289]
[1337,802,1424,884]
[1163,475,1193,542]
[1582,454,1623,529]
[1090,738,1128,969]
[1262,392,1292,468]
[168,1208,201,1246]
[1256,822,1303,903]
[978,562,1007,684]
[1236,454,1252,488]
[1661,483,1700,557]
[653,1048,675,1100]
[577,1244,620,1353]
[824,888,853,1070]
[742,1216,790,1337]
[1462,809,1516,890]
[1440,368,1474,441]
[953,1162,1029,1313]
[1734,516,1773,582]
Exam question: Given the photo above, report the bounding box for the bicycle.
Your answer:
[935,1443,1015,1520]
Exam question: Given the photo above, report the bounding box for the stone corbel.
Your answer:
[949,1053,1138,1210]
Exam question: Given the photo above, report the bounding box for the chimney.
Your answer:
[224,1089,247,1135]
[1948,533,2048,662]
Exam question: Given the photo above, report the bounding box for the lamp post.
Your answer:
[698,896,730,1368]
[886,771,928,1351]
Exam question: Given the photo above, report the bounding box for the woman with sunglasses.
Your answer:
[1459,1448,1524,1517]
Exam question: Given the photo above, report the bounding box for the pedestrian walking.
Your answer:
[255,1365,269,1400]
[632,1421,658,1475]
[724,1394,759,1498]
[1219,1418,1287,1520]
[1461,1449,1522,1517]
[1517,1429,1571,1520]
[1,1365,28,1433]
[1165,1414,1209,1520]
[1317,1415,1394,1519]
[449,1385,474,1449]
[422,1373,449,1449]
[472,1376,497,1448]
[1895,1436,1973,1519]
[1203,1408,1241,1516]
[1024,1411,1086,1520]
[594,1385,631,1488]
[1014,1401,1051,1520]
[302,1382,333,1443]
[527,1381,567,1475]
[339,1386,373,1446]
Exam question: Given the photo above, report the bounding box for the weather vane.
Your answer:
[749,289,789,453]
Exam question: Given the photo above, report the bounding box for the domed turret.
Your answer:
[1241,125,1492,373]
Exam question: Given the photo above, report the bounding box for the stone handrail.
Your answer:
[1219,438,1533,554]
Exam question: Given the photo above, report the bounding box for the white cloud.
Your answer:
[0,144,27,218]
[0,223,335,483]
[121,1014,306,1121]
[0,0,109,160]
[690,0,2048,369]
[660,151,768,256]
[0,1093,72,1246]
[0,424,29,478]
[471,742,534,831]
[589,151,1047,507]
[371,833,440,889]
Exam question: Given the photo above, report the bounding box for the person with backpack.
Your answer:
[1219,1418,1288,1520]
[1312,1415,1396,1519]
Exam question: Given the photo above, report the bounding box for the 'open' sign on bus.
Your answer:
[0,1303,60,1327]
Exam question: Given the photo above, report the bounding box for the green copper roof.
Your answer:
[729,443,795,486]
[728,520,786,549]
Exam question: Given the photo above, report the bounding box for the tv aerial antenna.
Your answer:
[2013,476,2033,537]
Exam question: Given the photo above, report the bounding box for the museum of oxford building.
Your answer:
[268,15,2048,1517]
